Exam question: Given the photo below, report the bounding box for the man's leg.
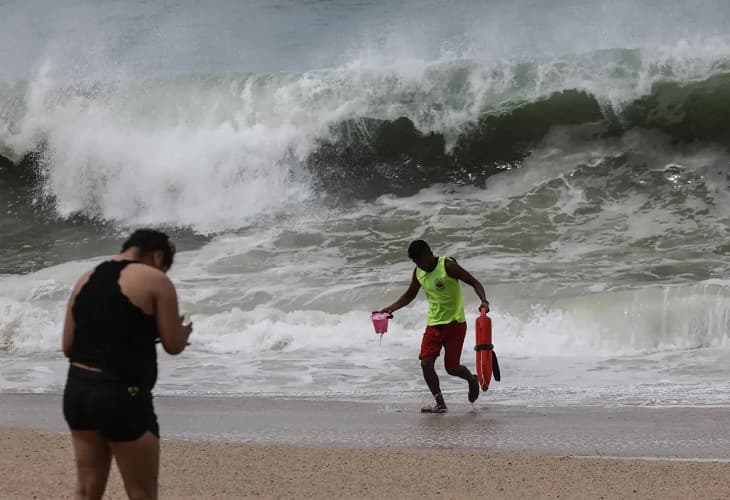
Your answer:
[110,431,160,500]
[446,363,474,381]
[443,322,480,403]
[446,364,479,403]
[421,356,447,410]
[419,327,447,410]
[421,357,444,397]
[70,430,112,500]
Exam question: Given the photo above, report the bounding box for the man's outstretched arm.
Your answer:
[382,268,420,314]
[445,259,489,311]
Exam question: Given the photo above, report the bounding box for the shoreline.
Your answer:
[3,393,730,460]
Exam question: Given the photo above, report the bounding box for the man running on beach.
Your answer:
[379,240,489,413]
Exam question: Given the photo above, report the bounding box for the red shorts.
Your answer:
[419,321,467,372]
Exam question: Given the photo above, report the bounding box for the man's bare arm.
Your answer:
[62,272,91,357]
[154,272,192,354]
[445,259,489,310]
[382,268,421,314]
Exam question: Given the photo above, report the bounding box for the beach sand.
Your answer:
[2,394,730,499]
[3,427,730,499]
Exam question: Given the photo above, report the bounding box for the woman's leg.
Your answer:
[109,431,160,500]
[70,430,112,500]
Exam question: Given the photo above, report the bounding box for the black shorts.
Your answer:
[63,365,159,441]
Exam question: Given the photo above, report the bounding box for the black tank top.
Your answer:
[70,260,159,390]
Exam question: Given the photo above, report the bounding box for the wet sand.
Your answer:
[2,394,730,498]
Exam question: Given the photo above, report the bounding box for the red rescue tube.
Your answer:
[475,307,500,391]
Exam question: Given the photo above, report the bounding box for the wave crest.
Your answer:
[2,47,730,228]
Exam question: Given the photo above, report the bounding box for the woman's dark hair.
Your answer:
[407,240,432,259]
[121,229,175,269]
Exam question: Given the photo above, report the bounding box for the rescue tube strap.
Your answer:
[474,343,494,352]
[492,352,501,382]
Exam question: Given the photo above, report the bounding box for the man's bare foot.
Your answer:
[421,403,448,413]
[421,393,447,413]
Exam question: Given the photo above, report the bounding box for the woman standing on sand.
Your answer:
[62,229,193,500]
